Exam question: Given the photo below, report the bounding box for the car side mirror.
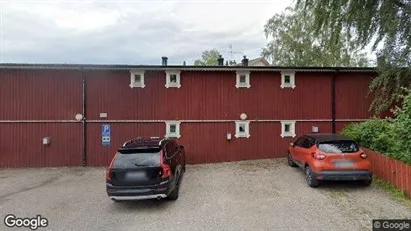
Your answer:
[290,142,294,147]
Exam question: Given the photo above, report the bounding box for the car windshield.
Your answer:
[318,141,359,153]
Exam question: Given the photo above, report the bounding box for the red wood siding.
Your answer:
[86,121,333,166]
[335,73,374,119]
[0,69,82,120]
[86,123,165,166]
[0,67,376,168]
[86,71,332,120]
[335,121,353,133]
[0,123,82,168]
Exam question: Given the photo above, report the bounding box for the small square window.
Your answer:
[165,71,181,88]
[281,121,296,138]
[281,71,295,89]
[134,74,141,83]
[235,121,250,138]
[284,75,290,84]
[239,75,246,83]
[284,124,290,132]
[170,74,177,83]
[169,125,176,133]
[235,71,250,88]
[239,124,246,132]
[129,70,145,88]
[165,121,181,138]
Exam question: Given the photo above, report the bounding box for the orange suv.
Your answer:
[287,133,373,187]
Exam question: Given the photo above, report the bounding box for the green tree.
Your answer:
[262,7,369,67]
[296,0,411,114]
[194,49,221,66]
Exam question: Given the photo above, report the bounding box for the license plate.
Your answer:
[126,171,146,180]
[334,160,354,168]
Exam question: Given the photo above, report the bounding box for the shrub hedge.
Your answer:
[340,88,411,165]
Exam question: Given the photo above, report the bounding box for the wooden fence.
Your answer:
[363,148,411,198]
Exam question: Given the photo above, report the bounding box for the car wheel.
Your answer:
[361,178,372,186]
[287,153,297,167]
[167,175,180,201]
[305,166,319,188]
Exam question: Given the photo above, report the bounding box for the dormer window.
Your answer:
[235,71,250,88]
[129,70,145,88]
[165,71,181,88]
[281,71,295,89]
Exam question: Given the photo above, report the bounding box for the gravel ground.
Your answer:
[0,158,410,231]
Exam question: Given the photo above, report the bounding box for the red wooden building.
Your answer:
[0,57,377,168]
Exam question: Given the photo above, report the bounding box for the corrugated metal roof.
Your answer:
[0,63,377,72]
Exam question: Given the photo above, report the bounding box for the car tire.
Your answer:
[167,175,180,201]
[287,153,297,167]
[361,178,372,186]
[305,166,319,188]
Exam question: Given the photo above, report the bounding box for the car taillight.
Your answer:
[311,152,326,160]
[105,155,115,180]
[160,151,171,178]
[360,152,367,159]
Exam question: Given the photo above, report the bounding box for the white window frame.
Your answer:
[129,70,145,88]
[165,70,181,88]
[280,120,296,138]
[235,121,250,138]
[280,71,296,89]
[235,71,251,88]
[165,121,181,138]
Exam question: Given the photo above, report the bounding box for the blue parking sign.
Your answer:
[102,124,111,146]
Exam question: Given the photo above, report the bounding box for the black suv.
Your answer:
[105,137,186,201]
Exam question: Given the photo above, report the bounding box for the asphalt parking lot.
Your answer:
[1,158,410,231]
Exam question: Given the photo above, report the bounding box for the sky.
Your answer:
[0,0,293,65]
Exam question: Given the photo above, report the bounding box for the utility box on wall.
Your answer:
[43,137,51,145]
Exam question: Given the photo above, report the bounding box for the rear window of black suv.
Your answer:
[113,148,161,168]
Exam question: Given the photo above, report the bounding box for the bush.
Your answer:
[340,88,411,165]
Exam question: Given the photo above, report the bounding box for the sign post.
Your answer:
[102,124,111,146]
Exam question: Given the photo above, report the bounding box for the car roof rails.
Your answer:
[122,136,170,148]
[122,137,144,147]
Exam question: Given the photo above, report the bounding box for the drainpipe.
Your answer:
[81,66,87,167]
[331,69,339,134]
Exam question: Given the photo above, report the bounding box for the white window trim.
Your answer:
[235,71,251,88]
[129,70,145,88]
[280,120,296,138]
[235,121,250,138]
[165,121,181,138]
[280,71,296,89]
[165,70,181,88]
